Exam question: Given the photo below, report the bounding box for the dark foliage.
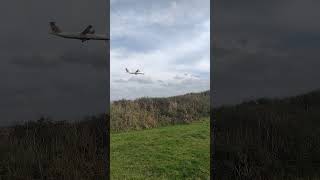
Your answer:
[0,114,108,179]
[215,90,320,179]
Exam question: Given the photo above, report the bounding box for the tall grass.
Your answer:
[215,90,320,179]
[0,115,107,179]
[111,91,210,132]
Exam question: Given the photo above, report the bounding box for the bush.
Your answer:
[110,91,210,131]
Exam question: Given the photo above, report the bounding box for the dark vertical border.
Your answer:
[210,0,215,179]
[103,0,110,179]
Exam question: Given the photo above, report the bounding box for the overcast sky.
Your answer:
[3,0,319,124]
[214,0,320,105]
[110,0,210,101]
[0,0,109,126]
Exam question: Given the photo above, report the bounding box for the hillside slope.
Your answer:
[111,118,210,179]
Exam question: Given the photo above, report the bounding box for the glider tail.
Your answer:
[50,22,62,33]
[125,68,129,73]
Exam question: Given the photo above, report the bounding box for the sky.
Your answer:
[0,0,109,126]
[3,0,319,124]
[110,0,210,101]
[214,0,320,105]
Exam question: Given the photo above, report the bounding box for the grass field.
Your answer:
[111,118,210,179]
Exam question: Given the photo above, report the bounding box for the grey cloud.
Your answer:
[213,0,320,106]
[173,73,200,81]
[113,76,154,84]
[113,79,127,83]
[60,50,108,70]
[0,0,109,125]
[173,75,185,80]
[128,76,154,84]
[11,55,61,69]
[159,76,205,89]
[10,49,108,70]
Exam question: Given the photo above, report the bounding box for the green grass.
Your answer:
[111,118,210,180]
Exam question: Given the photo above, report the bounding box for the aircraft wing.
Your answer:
[86,34,109,40]
[81,25,93,35]
[135,69,140,73]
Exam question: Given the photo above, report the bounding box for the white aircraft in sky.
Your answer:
[49,22,109,42]
[125,68,144,75]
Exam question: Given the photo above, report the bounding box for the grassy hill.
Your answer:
[111,118,210,179]
[110,91,210,179]
[0,91,210,179]
[215,90,320,179]
[3,89,320,179]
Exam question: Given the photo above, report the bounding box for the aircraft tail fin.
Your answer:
[81,25,93,35]
[125,68,129,73]
[50,22,62,33]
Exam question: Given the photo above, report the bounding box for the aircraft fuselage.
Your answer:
[50,32,108,41]
[130,72,144,75]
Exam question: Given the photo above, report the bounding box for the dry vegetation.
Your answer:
[111,91,210,132]
[0,115,107,179]
[215,90,320,179]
